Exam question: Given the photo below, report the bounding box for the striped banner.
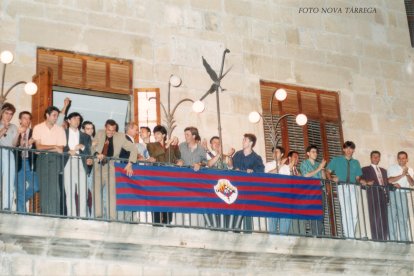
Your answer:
[115,164,323,219]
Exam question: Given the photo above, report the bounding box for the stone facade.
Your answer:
[0,0,413,165]
[0,213,413,275]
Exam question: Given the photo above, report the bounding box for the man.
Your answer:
[63,112,91,217]
[265,146,291,234]
[138,126,151,160]
[232,133,264,173]
[206,136,234,169]
[361,150,389,241]
[33,106,67,215]
[178,127,207,170]
[326,141,368,238]
[387,151,414,241]
[119,122,139,161]
[81,120,96,217]
[16,111,39,213]
[0,103,19,210]
[300,145,326,236]
[93,119,137,220]
[232,133,264,231]
[287,150,301,176]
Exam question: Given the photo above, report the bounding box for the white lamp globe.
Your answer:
[296,113,307,126]
[248,111,261,123]
[0,51,14,64]
[170,75,182,87]
[24,82,38,95]
[275,88,287,101]
[192,100,205,113]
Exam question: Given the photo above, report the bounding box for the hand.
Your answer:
[86,158,93,165]
[366,180,374,186]
[201,138,208,151]
[55,146,63,153]
[226,148,235,157]
[63,97,71,107]
[69,150,76,156]
[319,159,327,170]
[193,163,201,171]
[148,157,156,162]
[75,144,84,151]
[246,169,253,173]
[97,153,105,161]
[402,167,409,175]
[124,163,133,177]
[28,138,34,146]
[176,160,184,166]
[332,176,339,183]
[18,126,27,134]
[394,183,401,189]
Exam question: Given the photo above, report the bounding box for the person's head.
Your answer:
[306,145,319,161]
[139,126,151,141]
[397,151,408,167]
[66,112,83,130]
[104,119,117,138]
[288,150,300,165]
[272,146,285,160]
[18,111,32,128]
[81,121,95,137]
[342,141,356,158]
[125,122,138,139]
[184,127,199,144]
[242,133,257,150]
[210,136,220,151]
[370,150,381,165]
[44,106,60,125]
[153,125,167,143]
[0,103,16,123]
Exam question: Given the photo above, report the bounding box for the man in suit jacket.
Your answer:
[63,112,91,217]
[119,122,138,161]
[16,111,39,212]
[361,150,389,241]
[93,119,137,220]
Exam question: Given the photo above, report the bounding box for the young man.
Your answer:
[326,141,368,238]
[16,111,39,212]
[232,133,264,173]
[300,145,326,236]
[33,106,67,215]
[93,119,137,220]
[387,151,414,241]
[287,150,301,176]
[0,103,19,210]
[206,136,234,169]
[178,127,207,171]
[81,120,96,217]
[63,112,91,217]
[361,150,389,241]
[138,126,151,160]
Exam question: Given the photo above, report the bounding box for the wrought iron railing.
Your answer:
[0,146,413,243]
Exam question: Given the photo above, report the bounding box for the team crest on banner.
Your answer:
[214,179,238,204]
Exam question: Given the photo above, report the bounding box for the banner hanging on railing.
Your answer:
[115,164,323,219]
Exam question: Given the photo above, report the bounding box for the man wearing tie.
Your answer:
[93,119,137,220]
[361,151,389,241]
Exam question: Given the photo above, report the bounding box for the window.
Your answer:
[405,0,414,47]
[260,80,344,162]
[134,88,160,142]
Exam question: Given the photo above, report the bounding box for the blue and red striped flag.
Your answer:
[115,164,323,219]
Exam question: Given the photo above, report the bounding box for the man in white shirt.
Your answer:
[387,151,414,241]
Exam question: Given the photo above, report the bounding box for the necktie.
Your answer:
[293,166,298,176]
[21,132,29,158]
[346,160,350,183]
[101,138,109,166]
[376,166,384,186]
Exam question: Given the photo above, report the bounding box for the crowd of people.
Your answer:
[0,99,413,241]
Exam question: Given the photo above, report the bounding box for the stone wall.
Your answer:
[0,213,413,275]
[1,0,413,165]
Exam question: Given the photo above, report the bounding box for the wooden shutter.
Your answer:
[31,68,53,126]
[37,48,133,95]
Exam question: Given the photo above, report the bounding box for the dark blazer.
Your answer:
[63,128,92,170]
[17,128,37,171]
[119,135,133,161]
[362,165,388,186]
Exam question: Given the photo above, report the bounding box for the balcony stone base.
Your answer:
[0,213,413,275]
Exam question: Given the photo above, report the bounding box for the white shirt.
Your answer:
[388,164,414,189]
[68,128,80,153]
[264,160,291,175]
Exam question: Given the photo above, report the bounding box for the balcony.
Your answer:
[0,146,413,275]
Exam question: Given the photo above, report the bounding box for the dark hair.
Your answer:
[343,141,356,149]
[184,126,201,141]
[398,151,408,159]
[82,120,96,137]
[1,103,16,115]
[105,119,117,127]
[153,125,167,141]
[66,112,82,121]
[244,133,257,148]
[140,126,151,134]
[19,111,32,120]
[210,136,219,144]
[370,150,381,158]
[288,150,299,158]
[44,106,60,119]
[306,145,319,153]
[272,146,285,156]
